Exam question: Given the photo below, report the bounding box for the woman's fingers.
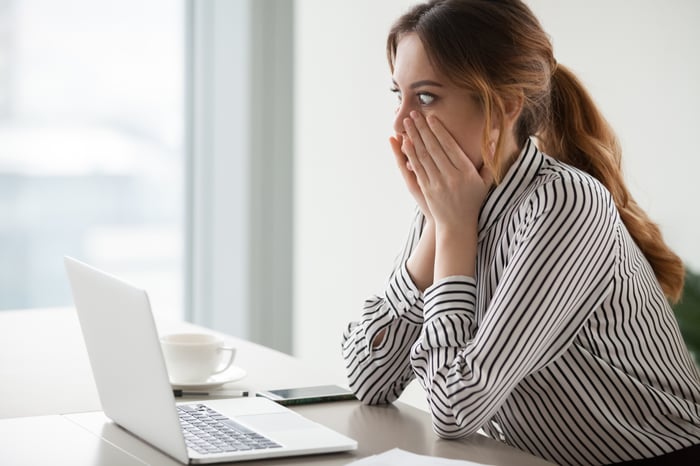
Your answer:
[402,112,495,200]
[408,111,457,173]
[425,115,473,173]
[390,136,432,219]
[389,134,403,163]
[389,135,412,177]
[402,116,438,182]
[401,134,428,189]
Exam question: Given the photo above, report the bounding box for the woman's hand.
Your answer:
[401,111,494,235]
[390,134,433,223]
[390,132,436,291]
[401,111,494,279]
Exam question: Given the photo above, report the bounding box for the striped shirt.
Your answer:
[342,139,700,465]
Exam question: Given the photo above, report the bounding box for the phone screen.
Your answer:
[257,384,356,405]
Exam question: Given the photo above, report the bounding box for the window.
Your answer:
[0,0,184,319]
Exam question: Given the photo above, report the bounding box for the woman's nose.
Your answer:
[393,103,411,135]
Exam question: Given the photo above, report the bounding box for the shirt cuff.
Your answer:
[423,275,477,323]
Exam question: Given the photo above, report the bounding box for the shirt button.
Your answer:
[406,290,415,301]
[396,301,407,312]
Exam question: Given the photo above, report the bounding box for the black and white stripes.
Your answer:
[342,139,700,465]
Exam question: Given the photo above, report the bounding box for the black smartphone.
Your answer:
[256,384,357,406]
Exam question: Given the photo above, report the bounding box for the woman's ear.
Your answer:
[489,93,523,132]
[502,94,524,130]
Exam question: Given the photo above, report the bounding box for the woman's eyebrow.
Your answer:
[410,79,443,89]
[392,79,444,89]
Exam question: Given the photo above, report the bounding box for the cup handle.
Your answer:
[213,346,236,374]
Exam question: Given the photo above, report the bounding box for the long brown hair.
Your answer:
[387,0,684,302]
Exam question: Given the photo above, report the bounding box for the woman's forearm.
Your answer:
[406,219,436,291]
[434,223,478,280]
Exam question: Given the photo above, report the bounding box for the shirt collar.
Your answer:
[478,138,544,239]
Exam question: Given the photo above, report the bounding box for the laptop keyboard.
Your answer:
[178,404,282,455]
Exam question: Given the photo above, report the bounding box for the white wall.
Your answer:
[294,0,417,386]
[294,0,700,408]
[525,0,700,270]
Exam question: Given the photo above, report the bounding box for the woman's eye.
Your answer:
[417,93,435,105]
[390,88,402,103]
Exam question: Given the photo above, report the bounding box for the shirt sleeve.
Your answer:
[410,175,619,438]
[341,208,427,404]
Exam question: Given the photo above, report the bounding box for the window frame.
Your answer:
[186,0,294,353]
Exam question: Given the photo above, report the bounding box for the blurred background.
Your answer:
[1,0,699,409]
[0,0,183,315]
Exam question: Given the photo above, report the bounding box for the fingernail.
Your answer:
[410,110,419,120]
[403,117,412,128]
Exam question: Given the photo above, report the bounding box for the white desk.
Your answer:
[0,308,554,465]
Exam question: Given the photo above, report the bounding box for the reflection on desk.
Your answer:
[0,415,146,466]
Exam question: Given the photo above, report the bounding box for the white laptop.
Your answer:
[64,256,357,464]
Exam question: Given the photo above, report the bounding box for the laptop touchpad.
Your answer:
[238,412,317,432]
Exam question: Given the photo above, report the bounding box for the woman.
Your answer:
[341,1,700,464]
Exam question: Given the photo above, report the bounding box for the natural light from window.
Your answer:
[0,0,184,319]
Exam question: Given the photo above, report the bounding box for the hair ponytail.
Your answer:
[540,64,685,302]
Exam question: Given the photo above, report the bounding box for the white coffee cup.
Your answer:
[160,333,236,383]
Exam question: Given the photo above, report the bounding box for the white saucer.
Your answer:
[170,366,247,390]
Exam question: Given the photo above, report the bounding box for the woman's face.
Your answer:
[392,33,487,169]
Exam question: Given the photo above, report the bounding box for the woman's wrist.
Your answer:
[434,222,478,279]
